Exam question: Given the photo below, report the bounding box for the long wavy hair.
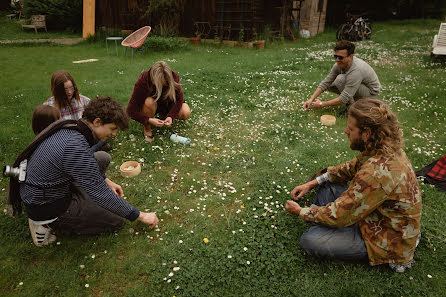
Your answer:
[348,99,404,156]
[50,70,80,109]
[149,61,181,102]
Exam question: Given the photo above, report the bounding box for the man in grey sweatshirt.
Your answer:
[303,40,381,112]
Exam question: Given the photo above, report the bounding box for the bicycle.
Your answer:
[336,14,372,41]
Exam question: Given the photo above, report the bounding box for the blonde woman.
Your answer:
[127,61,191,142]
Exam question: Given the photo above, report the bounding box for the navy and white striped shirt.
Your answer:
[19,129,140,221]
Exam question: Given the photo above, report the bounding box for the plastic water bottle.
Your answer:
[170,134,191,145]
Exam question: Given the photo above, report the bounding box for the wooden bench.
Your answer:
[432,23,446,57]
[22,15,47,34]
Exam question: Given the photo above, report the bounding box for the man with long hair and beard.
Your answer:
[286,98,421,273]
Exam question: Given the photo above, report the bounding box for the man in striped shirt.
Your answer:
[20,97,158,246]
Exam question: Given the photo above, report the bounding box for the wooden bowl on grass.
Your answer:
[120,161,141,177]
[320,115,336,126]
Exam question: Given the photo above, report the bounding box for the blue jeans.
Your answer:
[300,182,368,261]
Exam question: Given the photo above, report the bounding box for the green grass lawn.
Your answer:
[0,18,445,297]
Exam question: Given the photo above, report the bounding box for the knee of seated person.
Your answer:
[144,97,157,107]
[334,74,346,90]
[334,74,346,84]
[300,230,327,256]
[94,151,112,170]
[101,216,124,234]
[110,217,124,230]
[181,105,191,119]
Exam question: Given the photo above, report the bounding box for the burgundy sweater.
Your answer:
[126,69,184,126]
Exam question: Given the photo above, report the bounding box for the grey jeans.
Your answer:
[328,74,375,105]
[49,151,124,235]
[300,182,368,261]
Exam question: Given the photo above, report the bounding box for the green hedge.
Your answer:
[23,0,82,32]
[141,35,190,52]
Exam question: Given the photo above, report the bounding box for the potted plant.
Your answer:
[253,39,265,49]
[252,28,265,49]
[235,25,245,47]
[189,22,201,45]
[213,27,222,45]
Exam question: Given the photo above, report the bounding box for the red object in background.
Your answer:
[427,155,446,181]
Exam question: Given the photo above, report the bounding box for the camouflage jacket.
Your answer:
[299,150,422,265]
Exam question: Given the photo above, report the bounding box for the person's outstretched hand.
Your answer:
[303,99,313,110]
[285,200,302,215]
[311,99,323,109]
[290,183,312,200]
[137,212,159,229]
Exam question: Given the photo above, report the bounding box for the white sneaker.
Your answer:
[389,261,413,273]
[416,232,421,247]
[28,219,56,247]
[389,232,421,273]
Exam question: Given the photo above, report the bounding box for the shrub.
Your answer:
[143,0,186,36]
[23,0,82,32]
[85,27,128,43]
[141,35,189,52]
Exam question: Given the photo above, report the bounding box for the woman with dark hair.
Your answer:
[32,104,61,135]
[44,70,90,120]
[126,61,191,143]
